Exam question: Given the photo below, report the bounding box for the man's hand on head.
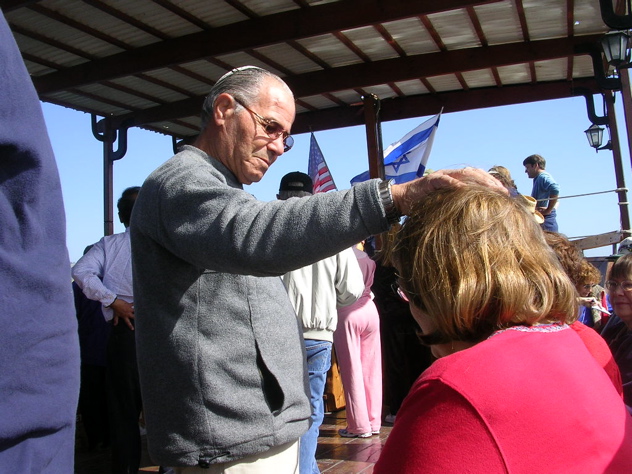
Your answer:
[390,167,508,216]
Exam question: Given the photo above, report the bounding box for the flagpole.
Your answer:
[363,94,384,180]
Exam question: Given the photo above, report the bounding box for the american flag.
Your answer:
[308,132,337,193]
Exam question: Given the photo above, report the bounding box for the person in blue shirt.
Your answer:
[523,154,560,232]
[0,11,80,471]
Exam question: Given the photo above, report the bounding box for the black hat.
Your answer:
[279,172,313,194]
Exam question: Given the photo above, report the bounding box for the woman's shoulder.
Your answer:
[419,325,586,387]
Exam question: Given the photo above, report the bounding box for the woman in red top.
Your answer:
[375,185,632,473]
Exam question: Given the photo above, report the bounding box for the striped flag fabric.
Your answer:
[308,132,337,193]
[350,111,441,185]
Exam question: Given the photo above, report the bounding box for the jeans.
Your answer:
[541,209,558,232]
[299,339,332,474]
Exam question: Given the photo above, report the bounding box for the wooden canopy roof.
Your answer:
[2,0,619,140]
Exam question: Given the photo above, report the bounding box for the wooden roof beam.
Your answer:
[32,0,502,94]
[0,0,40,12]
[104,34,603,129]
[291,78,601,134]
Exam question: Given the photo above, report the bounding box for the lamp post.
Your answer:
[597,1,632,238]
[597,30,632,171]
[604,90,631,238]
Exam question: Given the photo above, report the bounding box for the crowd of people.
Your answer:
[3,11,632,471]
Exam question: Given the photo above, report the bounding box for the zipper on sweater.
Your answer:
[198,452,230,468]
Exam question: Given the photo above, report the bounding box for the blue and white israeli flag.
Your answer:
[351,112,441,185]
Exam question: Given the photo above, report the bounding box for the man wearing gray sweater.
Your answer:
[131,66,503,472]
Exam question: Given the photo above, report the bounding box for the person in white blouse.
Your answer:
[72,186,141,474]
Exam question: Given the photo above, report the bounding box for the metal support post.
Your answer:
[605,90,631,237]
[91,115,129,236]
[363,94,384,180]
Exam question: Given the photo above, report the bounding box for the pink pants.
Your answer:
[334,296,383,434]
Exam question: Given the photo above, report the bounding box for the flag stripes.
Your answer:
[308,132,337,193]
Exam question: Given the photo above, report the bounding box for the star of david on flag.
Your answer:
[308,132,337,193]
[389,154,410,174]
[350,111,442,186]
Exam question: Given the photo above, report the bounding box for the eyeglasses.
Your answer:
[391,282,410,303]
[605,280,632,292]
[233,97,294,152]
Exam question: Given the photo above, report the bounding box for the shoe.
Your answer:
[372,429,380,434]
[385,413,396,424]
[338,428,372,438]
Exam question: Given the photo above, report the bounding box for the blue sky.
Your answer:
[44,94,632,264]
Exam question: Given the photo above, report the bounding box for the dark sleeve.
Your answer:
[602,317,632,406]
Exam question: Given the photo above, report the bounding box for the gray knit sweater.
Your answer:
[130,146,388,467]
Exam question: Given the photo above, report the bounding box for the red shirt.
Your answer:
[570,321,623,398]
[375,325,632,473]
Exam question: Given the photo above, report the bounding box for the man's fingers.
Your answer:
[393,167,511,216]
[446,167,509,193]
[123,317,135,331]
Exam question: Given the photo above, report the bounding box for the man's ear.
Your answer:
[214,93,236,126]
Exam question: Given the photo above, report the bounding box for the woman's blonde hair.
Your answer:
[390,185,577,343]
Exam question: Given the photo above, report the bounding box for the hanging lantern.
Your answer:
[601,31,631,68]
[584,124,604,149]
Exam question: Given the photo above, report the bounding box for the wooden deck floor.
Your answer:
[74,410,393,473]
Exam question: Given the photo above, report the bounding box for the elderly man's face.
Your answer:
[225,78,295,185]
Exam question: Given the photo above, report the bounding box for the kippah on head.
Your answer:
[215,65,265,86]
[279,171,313,194]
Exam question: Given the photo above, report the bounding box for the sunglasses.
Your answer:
[233,96,294,152]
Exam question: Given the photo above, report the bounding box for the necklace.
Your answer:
[487,322,569,340]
